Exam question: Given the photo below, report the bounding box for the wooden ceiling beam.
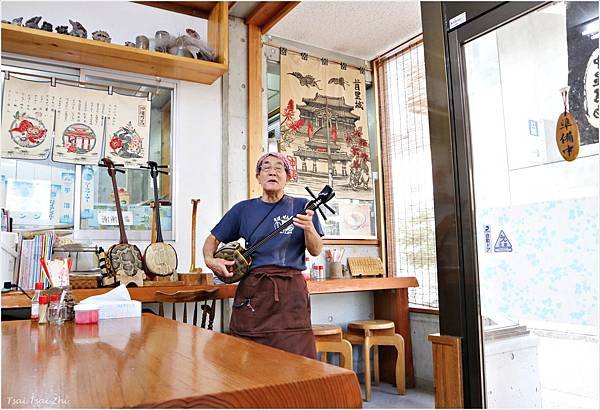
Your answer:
[246,1,299,33]
[134,2,232,20]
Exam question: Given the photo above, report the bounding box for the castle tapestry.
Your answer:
[279,52,375,237]
[279,53,372,199]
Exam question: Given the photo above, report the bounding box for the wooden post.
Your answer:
[247,23,263,198]
[208,2,229,66]
[428,333,464,408]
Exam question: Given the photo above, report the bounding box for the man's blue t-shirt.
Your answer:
[211,195,324,271]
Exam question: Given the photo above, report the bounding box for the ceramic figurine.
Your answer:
[125,41,135,47]
[41,21,53,32]
[55,25,68,34]
[168,36,196,59]
[25,16,42,29]
[12,17,24,26]
[185,28,216,61]
[92,30,111,43]
[154,30,170,52]
[135,35,149,49]
[68,19,87,38]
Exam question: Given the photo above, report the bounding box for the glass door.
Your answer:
[454,2,598,408]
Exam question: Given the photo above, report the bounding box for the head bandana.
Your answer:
[255,152,292,177]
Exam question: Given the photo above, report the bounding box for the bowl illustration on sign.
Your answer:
[344,211,366,230]
[110,121,144,159]
[9,112,48,148]
[62,123,97,154]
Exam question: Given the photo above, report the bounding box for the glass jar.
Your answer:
[62,286,76,321]
[48,294,66,325]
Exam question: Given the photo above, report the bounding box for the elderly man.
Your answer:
[203,152,324,358]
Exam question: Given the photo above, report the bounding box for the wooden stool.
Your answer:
[312,324,353,370]
[345,320,405,401]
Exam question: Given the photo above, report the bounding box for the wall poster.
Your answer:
[2,74,152,167]
[103,92,151,168]
[52,82,108,165]
[279,52,376,238]
[566,1,599,146]
[1,76,54,160]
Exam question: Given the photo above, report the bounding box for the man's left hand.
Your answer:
[293,209,316,232]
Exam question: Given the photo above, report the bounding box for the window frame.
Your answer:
[375,36,440,308]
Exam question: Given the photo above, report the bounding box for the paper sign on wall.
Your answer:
[103,92,151,168]
[1,76,54,160]
[52,83,108,165]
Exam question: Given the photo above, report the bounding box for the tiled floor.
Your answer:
[361,383,434,409]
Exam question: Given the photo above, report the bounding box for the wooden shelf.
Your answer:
[1,2,228,84]
[1,276,418,309]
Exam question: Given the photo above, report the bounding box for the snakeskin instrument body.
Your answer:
[107,243,145,278]
[144,242,178,276]
[213,242,251,284]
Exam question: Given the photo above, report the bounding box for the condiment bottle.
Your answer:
[48,294,66,325]
[38,295,49,324]
[30,282,44,321]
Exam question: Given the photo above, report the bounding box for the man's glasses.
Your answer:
[260,165,286,173]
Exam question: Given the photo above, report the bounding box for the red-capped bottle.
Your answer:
[30,282,44,321]
[38,295,49,324]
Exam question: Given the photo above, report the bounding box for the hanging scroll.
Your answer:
[103,92,151,168]
[566,1,599,146]
[1,76,54,160]
[52,82,108,165]
[280,52,375,238]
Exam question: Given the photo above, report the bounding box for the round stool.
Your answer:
[345,320,405,401]
[312,324,353,370]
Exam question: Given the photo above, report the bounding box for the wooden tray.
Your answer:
[347,257,385,277]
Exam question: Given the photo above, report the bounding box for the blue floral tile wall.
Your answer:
[476,196,599,327]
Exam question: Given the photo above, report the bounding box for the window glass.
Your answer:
[378,40,439,308]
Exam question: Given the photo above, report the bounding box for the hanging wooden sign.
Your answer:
[555,112,580,161]
[555,88,580,162]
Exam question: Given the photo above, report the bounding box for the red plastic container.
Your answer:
[74,304,99,324]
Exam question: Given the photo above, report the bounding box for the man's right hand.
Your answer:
[205,257,235,278]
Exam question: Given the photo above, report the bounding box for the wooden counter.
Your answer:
[1,276,419,387]
[1,314,362,408]
[1,277,418,308]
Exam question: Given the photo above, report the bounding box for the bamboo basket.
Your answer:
[69,274,101,289]
[347,257,385,277]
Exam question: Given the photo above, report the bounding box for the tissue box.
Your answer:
[95,300,141,319]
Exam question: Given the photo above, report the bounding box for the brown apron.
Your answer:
[229,265,317,359]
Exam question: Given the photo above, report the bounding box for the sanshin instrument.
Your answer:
[142,161,178,279]
[99,157,145,287]
[213,185,336,284]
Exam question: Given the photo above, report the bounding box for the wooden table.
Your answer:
[2,314,362,408]
[1,276,419,387]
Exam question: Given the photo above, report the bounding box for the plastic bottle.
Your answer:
[38,295,49,324]
[319,265,325,280]
[48,294,66,325]
[302,255,311,280]
[30,282,44,321]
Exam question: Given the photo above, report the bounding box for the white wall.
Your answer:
[172,80,223,270]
